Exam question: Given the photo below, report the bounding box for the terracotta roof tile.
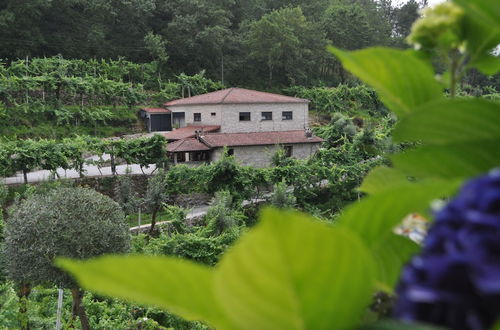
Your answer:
[141,107,171,113]
[167,138,211,152]
[201,130,323,147]
[161,125,220,140]
[164,88,309,106]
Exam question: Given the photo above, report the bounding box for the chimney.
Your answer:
[305,128,313,138]
[195,129,205,141]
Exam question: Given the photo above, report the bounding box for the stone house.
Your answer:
[142,88,323,167]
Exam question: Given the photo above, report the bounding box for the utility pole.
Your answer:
[221,54,224,85]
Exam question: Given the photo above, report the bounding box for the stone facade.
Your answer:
[168,103,308,133]
[210,143,321,168]
[162,88,323,167]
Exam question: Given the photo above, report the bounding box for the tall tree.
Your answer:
[322,3,374,50]
[243,7,327,86]
[153,0,235,78]
[392,0,421,47]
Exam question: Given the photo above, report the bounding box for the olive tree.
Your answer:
[269,181,296,209]
[4,187,130,330]
[144,169,169,235]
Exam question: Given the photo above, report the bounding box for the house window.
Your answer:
[211,112,216,117]
[282,111,293,120]
[227,148,234,156]
[284,145,293,157]
[239,112,251,121]
[189,151,210,161]
[194,113,201,122]
[261,112,272,121]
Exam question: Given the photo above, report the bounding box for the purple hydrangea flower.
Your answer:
[394,170,500,330]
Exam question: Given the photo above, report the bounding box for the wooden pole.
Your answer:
[55,288,64,330]
[138,207,141,232]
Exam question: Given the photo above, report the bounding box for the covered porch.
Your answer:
[166,138,212,165]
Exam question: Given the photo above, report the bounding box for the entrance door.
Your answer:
[172,112,185,128]
[150,114,172,131]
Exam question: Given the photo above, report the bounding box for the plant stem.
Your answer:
[450,56,458,98]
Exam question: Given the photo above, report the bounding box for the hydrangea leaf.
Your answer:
[359,166,415,195]
[470,55,500,76]
[329,47,443,116]
[214,208,377,330]
[391,140,500,180]
[393,98,500,144]
[56,256,233,329]
[372,233,420,289]
[456,0,500,73]
[455,0,499,27]
[339,181,460,247]
[358,320,445,330]
[58,209,377,330]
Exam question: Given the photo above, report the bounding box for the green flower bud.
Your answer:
[407,3,465,52]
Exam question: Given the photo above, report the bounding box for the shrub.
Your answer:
[4,187,130,329]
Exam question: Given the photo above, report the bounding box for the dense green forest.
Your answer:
[1,0,421,87]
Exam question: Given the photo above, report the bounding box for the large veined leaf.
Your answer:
[455,0,500,74]
[339,181,460,247]
[471,55,500,76]
[58,208,377,330]
[454,0,500,34]
[329,47,443,116]
[57,256,233,329]
[214,209,376,330]
[372,233,420,290]
[359,166,414,195]
[391,140,500,180]
[358,320,445,330]
[393,98,500,144]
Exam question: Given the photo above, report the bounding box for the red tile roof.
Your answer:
[141,107,171,113]
[201,130,323,147]
[164,88,309,106]
[167,138,211,152]
[161,125,220,141]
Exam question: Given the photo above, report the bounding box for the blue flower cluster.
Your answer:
[394,170,500,330]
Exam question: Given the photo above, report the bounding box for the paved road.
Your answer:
[129,204,210,233]
[2,162,157,185]
[129,197,268,233]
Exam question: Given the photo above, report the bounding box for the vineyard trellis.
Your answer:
[0,134,168,183]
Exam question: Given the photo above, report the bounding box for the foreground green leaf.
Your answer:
[214,209,376,330]
[58,208,378,330]
[329,47,443,116]
[471,55,500,76]
[391,140,500,180]
[394,99,500,144]
[372,233,420,289]
[339,181,459,247]
[455,0,500,73]
[359,166,414,195]
[455,0,500,27]
[56,256,232,328]
[358,320,445,330]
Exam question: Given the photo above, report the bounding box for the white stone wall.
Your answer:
[169,104,223,127]
[211,143,321,167]
[220,103,308,133]
[169,103,308,132]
